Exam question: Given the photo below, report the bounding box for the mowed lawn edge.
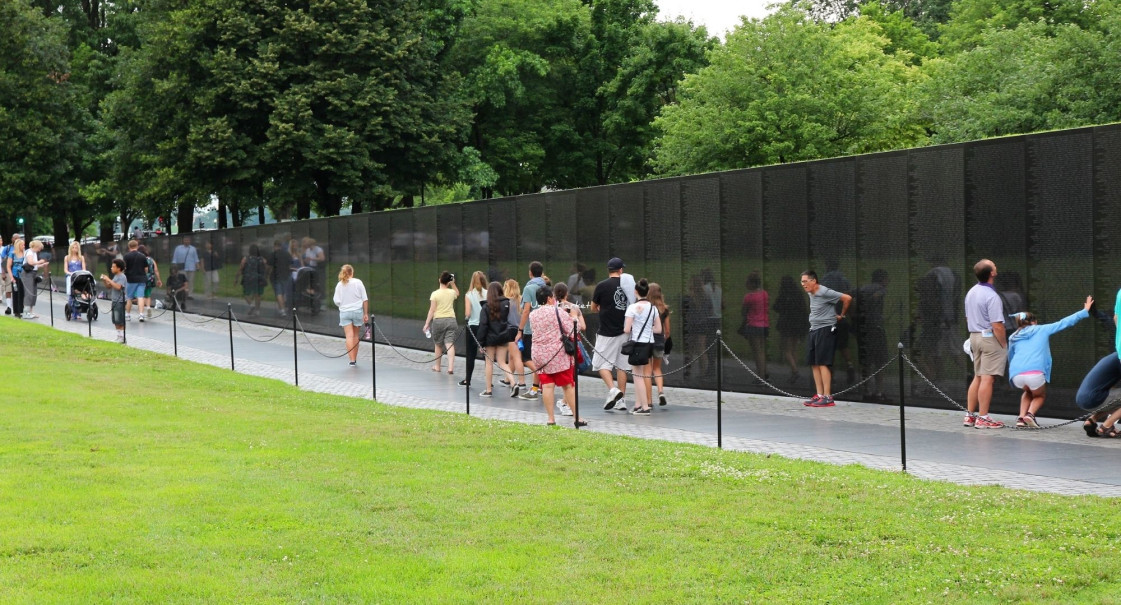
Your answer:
[1,321,1118,604]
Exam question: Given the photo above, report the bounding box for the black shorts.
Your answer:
[806,326,837,366]
[834,318,851,348]
[521,334,533,362]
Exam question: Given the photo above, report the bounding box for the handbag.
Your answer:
[663,336,674,355]
[575,339,592,373]
[555,306,577,356]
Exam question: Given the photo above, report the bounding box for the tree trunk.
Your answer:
[258,203,265,225]
[176,201,194,234]
[217,200,228,229]
[52,213,69,257]
[350,199,363,215]
[296,197,311,220]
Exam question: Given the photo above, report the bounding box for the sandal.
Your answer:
[575,420,588,427]
[1084,420,1099,437]
[458,379,469,386]
[447,370,455,375]
[1097,424,1119,438]
[546,421,556,426]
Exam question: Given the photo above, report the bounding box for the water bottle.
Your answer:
[517,339,524,351]
[424,328,432,339]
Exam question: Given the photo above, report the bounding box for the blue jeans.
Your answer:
[1075,353,1121,410]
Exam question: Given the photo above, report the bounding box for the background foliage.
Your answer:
[3,0,1121,241]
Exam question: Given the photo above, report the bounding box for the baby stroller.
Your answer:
[293,266,322,315]
[65,271,99,321]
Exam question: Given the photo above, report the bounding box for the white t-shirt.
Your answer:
[466,289,484,326]
[625,301,659,343]
[332,278,368,312]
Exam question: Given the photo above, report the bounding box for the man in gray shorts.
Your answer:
[964,259,1007,429]
[591,257,635,410]
[801,270,852,407]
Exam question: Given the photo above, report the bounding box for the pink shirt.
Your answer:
[742,290,769,328]
[528,305,575,375]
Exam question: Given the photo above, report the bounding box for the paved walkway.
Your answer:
[15,296,1121,497]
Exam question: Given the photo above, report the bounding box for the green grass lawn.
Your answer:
[2,321,1119,603]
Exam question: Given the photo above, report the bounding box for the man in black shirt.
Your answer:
[122,239,150,322]
[591,257,635,411]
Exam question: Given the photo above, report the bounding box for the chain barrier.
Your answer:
[229,309,288,343]
[371,321,463,365]
[720,339,897,399]
[576,331,717,379]
[899,353,1121,430]
[294,315,361,359]
[465,322,570,380]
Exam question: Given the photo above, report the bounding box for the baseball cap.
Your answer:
[607,257,625,271]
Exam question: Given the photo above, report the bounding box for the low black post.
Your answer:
[293,308,299,386]
[227,303,234,371]
[573,361,581,430]
[122,303,127,345]
[897,342,907,472]
[370,317,376,401]
[716,330,723,449]
[465,374,471,415]
[87,301,93,338]
[48,276,54,326]
[172,305,178,357]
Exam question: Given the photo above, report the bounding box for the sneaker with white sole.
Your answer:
[558,401,573,416]
[510,384,521,398]
[613,399,627,412]
[604,387,623,410]
[518,387,539,400]
[803,394,823,407]
[658,393,667,406]
[963,414,977,427]
[974,415,1004,429]
[1022,413,1039,428]
[125,314,131,322]
[479,390,493,397]
[139,316,145,322]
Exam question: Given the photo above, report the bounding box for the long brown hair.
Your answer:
[648,282,669,316]
[338,264,354,284]
[470,270,487,293]
[486,281,505,320]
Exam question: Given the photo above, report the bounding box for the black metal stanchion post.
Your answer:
[716,330,723,449]
[370,318,376,401]
[465,374,471,415]
[172,304,178,357]
[48,275,54,326]
[87,301,93,338]
[573,358,580,430]
[897,342,907,472]
[227,303,235,371]
[122,303,127,345]
[293,308,299,386]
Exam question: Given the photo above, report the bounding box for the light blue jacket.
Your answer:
[1007,308,1089,386]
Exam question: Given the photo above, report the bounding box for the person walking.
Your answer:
[7,237,26,318]
[0,234,10,314]
[475,281,516,397]
[21,239,50,319]
[122,240,149,322]
[624,279,662,414]
[332,264,369,367]
[648,282,672,406]
[423,271,460,374]
[139,245,162,319]
[1007,297,1093,427]
[800,269,852,407]
[267,241,291,316]
[591,257,633,411]
[515,261,548,400]
[461,271,488,387]
[964,259,1007,429]
[527,283,588,427]
[503,279,527,396]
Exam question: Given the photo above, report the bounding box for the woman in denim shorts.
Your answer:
[332,264,369,366]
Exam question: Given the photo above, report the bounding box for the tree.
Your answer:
[938,0,1097,52]
[0,0,80,238]
[650,5,927,176]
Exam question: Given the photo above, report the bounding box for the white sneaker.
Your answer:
[126,314,131,321]
[604,387,622,410]
[138,316,145,322]
[557,401,573,416]
[146,307,153,318]
[613,398,628,412]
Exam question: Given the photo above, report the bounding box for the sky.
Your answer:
[655,0,779,37]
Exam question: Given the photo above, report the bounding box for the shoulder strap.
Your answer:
[636,302,653,335]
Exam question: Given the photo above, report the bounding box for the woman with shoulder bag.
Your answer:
[474,281,515,396]
[21,239,49,319]
[648,282,672,406]
[8,238,25,318]
[624,279,661,415]
[460,271,489,387]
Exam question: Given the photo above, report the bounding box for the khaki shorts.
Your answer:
[0,273,10,298]
[969,332,1007,376]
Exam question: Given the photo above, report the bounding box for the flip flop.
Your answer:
[1084,420,1099,437]
[1097,424,1119,438]
[447,370,454,375]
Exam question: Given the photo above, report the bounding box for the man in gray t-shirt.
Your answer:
[800,270,852,407]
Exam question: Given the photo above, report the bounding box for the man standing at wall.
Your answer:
[801,270,852,407]
[171,236,200,299]
[122,240,149,322]
[592,257,636,411]
[964,259,1006,429]
[515,261,547,400]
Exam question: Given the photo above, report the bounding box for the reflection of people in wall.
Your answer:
[773,275,808,383]
[203,240,222,299]
[915,256,962,386]
[170,236,199,298]
[855,269,889,403]
[821,260,856,385]
[739,271,769,383]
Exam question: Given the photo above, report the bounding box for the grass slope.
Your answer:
[1,321,1118,603]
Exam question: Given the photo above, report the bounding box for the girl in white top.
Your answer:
[332,264,369,366]
[624,278,662,414]
[461,271,488,386]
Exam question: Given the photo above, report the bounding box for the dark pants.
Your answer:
[1076,353,1121,410]
[464,324,479,385]
[11,276,24,316]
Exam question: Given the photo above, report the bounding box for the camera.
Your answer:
[449,274,455,281]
